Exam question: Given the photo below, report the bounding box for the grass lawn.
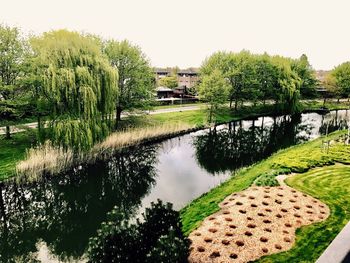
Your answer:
[257,164,350,262]
[302,99,350,111]
[0,130,37,180]
[153,102,206,110]
[180,130,350,261]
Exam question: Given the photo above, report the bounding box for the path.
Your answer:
[0,105,201,135]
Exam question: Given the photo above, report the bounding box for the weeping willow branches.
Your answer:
[31,30,118,150]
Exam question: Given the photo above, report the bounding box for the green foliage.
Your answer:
[104,40,154,125]
[31,30,118,150]
[200,50,303,114]
[158,75,178,89]
[198,69,229,123]
[291,54,317,98]
[87,200,189,263]
[0,24,30,139]
[254,172,280,187]
[330,61,350,98]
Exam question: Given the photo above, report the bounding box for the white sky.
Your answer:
[1,0,349,70]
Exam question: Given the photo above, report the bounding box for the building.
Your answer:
[177,68,200,89]
[156,86,173,99]
[154,67,200,89]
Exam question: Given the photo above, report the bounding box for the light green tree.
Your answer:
[198,70,229,123]
[331,61,350,99]
[0,24,28,139]
[159,76,178,89]
[31,30,118,150]
[104,40,154,128]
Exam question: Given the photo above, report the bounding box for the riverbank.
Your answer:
[1,100,349,182]
[180,130,350,262]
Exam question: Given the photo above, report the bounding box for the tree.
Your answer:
[331,62,350,99]
[31,30,118,150]
[0,25,28,139]
[198,70,229,123]
[158,75,178,89]
[270,56,301,113]
[104,40,154,128]
[292,54,317,98]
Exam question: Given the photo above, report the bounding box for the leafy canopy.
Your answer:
[31,30,118,150]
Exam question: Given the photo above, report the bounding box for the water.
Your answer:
[0,110,349,262]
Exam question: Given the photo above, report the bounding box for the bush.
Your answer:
[87,200,190,263]
[255,172,279,187]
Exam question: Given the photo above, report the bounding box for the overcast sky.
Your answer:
[1,0,349,70]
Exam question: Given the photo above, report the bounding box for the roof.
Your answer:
[154,68,171,74]
[177,68,199,75]
[156,86,173,92]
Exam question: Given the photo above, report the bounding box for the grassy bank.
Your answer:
[0,130,37,181]
[180,130,350,261]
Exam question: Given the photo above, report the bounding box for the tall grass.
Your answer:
[16,141,75,182]
[15,122,194,182]
[91,122,194,158]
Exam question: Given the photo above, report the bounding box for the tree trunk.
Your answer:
[5,126,11,139]
[234,98,238,111]
[115,107,122,129]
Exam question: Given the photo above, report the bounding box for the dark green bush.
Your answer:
[87,200,190,263]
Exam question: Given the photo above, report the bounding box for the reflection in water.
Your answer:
[0,110,348,262]
[0,145,158,262]
[194,114,311,173]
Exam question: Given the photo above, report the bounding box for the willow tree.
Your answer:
[104,40,154,128]
[31,30,118,150]
[271,56,301,113]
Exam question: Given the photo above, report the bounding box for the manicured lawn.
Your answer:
[180,130,350,262]
[0,130,37,180]
[257,164,350,262]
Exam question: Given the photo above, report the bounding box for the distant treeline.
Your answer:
[0,24,349,148]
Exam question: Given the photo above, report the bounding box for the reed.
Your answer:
[16,141,75,182]
[92,122,194,156]
[15,122,194,181]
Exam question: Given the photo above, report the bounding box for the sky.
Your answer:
[0,0,349,70]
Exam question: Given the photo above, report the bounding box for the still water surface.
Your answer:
[0,110,349,262]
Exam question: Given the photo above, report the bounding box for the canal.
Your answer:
[0,110,348,262]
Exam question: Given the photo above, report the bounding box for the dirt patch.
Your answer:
[188,185,330,263]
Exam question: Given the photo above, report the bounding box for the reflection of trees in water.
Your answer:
[194,114,313,174]
[319,110,349,135]
[0,145,158,262]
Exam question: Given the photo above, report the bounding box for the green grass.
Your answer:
[180,130,350,235]
[153,102,205,110]
[257,164,350,262]
[254,172,280,187]
[302,99,350,111]
[0,130,37,180]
